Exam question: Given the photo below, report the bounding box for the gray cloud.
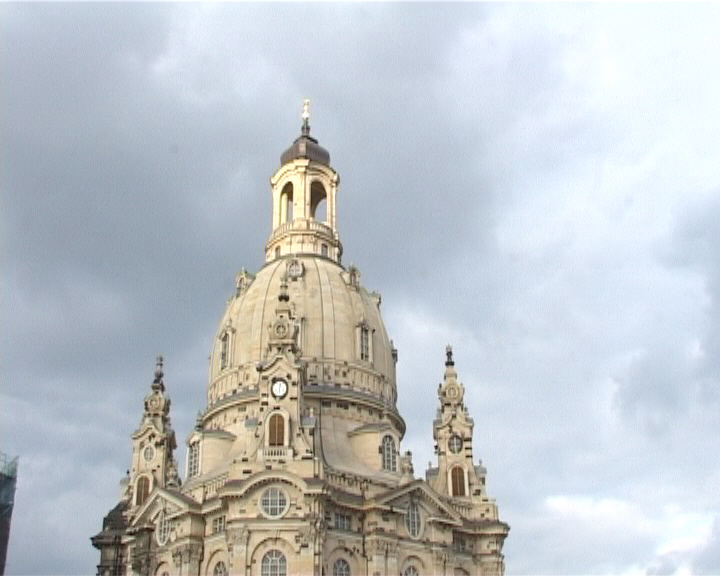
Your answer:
[2,3,720,574]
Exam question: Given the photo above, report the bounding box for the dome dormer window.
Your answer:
[357,322,373,363]
[217,324,234,372]
[360,327,369,361]
[219,333,229,370]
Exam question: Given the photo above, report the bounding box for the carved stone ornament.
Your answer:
[235,268,255,295]
[434,550,450,565]
[400,451,414,476]
[165,456,180,488]
[367,539,398,557]
[172,542,203,565]
[295,525,316,548]
[287,259,305,280]
[226,526,249,552]
[172,548,183,567]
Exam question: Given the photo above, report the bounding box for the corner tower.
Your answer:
[266,100,342,263]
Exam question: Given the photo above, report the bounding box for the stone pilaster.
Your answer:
[226,527,250,575]
[171,542,203,576]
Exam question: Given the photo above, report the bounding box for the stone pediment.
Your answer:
[131,420,162,441]
[130,487,200,527]
[256,352,304,378]
[371,480,462,526]
[434,410,474,432]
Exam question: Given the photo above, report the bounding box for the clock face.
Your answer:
[271,379,288,399]
[448,435,463,454]
[143,446,155,462]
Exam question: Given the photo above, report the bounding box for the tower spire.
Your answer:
[152,355,164,391]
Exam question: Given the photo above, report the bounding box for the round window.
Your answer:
[260,487,289,518]
[405,501,422,538]
[156,511,171,545]
[143,445,155,462]
[448,434,463,454]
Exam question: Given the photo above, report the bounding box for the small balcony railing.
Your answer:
[260,446,293,460]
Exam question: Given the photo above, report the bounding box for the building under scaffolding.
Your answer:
[0,452,18,576]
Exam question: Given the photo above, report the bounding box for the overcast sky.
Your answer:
[2,3,720,575]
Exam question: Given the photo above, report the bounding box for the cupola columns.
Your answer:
[265,101,342,263]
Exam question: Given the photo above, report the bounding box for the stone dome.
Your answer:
[201,104,405,445]
[205,255,400,427]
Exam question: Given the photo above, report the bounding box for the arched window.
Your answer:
[381,435,396,472]
[404,567,420,576]
[213,561,228,576]
[451,466,466,497]
[360,326,370,361]
[187,442,199,477]
[135,475,150,506]
[310,181,327,222]
[268,414,285,447]
[275,246,281,259]
[333,558,351,576]
[220,333,229,370]
[280,182,294,224]
[261,550,287,576]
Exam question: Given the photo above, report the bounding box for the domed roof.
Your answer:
[208,255,397,409]
[279,127,330,167]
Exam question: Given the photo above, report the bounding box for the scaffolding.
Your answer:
[0,452,18,576]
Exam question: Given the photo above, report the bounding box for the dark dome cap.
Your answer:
[280,132,330,167]
[280,99,330,167]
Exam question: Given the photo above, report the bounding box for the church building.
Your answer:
[92,103,509,576]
